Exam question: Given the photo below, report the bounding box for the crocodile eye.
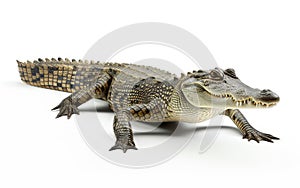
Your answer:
[224,68,238,79]
[209,69,223,80]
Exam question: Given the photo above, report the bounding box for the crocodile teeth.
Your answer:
[211,93,276,108]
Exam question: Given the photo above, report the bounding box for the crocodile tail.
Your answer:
[17,58,81,93]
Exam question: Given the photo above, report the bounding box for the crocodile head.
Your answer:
[181,68,279,109]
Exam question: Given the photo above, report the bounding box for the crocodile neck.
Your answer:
[167,87,222,123]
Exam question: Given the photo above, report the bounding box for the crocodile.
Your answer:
[17,58,280,152]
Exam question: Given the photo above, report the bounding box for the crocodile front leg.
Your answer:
[52,73,111,119]
[110,98,166,153]
[224,109,279,143]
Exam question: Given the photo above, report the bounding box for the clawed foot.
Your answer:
[109,139,137,153]
[52,98,79,119]
[242,130,279,143]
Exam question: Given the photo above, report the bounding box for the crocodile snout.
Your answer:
[259,89,280,102]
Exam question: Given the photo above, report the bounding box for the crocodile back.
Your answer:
[17,58,178,95]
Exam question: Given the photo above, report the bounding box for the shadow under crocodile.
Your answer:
[79,105,241,137]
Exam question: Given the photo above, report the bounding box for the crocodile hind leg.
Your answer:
[224,109,279,143]
[110,98,166,153]
[52,73,111,119]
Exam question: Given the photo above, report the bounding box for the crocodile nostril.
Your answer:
[261,89,272,95]
[262,89,271,92]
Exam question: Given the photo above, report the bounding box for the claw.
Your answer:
[56,111,64,119]
[263,134,279,140]
[263,138,274,143]
[51,104,60,111]
[260,134,274,143]
[55,106,66,118]
[109,145,121,151]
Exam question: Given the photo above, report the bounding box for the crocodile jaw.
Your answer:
[209,93,280,109]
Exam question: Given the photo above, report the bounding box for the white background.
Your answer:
[1,0,299,187]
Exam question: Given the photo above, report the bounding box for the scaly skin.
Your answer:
[17,58,280,152]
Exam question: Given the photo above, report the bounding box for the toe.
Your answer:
[263,133,279,140]
[52,105,60,111]
[109,145,122,151]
